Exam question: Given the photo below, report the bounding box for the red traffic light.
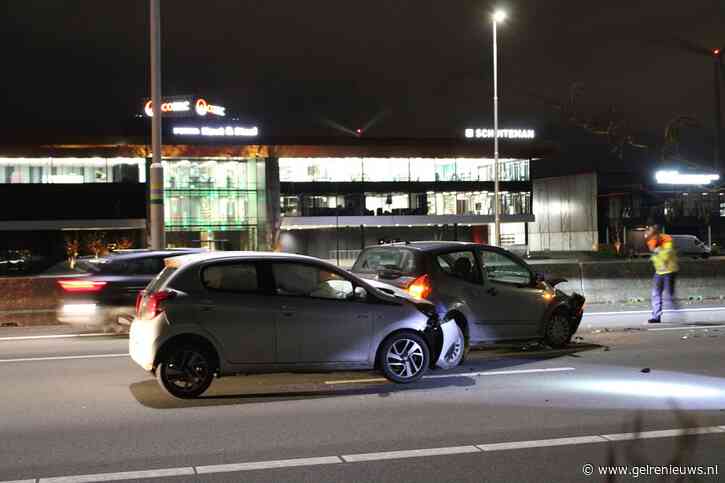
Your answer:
[356,128,362,135]
[714,48,721,56]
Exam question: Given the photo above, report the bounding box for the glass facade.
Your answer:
[279,157,530,183]
[281,191,531,217]
[0,157,146,183]
[162,158,265,236]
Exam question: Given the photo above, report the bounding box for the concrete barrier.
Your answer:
[0,276,60,326]
[532,258,725,306]
[2,258,725,327]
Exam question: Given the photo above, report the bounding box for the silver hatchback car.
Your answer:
[130,252,462,398]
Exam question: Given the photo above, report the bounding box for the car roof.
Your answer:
[365,241,493,252]
[82,248,206,263]
[164,250,334,268]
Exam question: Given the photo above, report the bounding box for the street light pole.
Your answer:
[492,10,506,246]
[149,0,165,249]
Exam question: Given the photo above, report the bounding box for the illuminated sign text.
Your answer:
[172,126,259,137]
[465,128,535,139]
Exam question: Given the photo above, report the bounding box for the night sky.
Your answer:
[2,0,723,144]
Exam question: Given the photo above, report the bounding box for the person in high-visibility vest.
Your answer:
[645,225,679,323]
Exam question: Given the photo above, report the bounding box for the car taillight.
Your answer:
[58,280,107,293]
[407,274,432,300]
[138,290,175,320]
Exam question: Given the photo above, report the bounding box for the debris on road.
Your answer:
[641,368,651,373]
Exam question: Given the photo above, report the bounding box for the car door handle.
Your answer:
[486,287,498,296]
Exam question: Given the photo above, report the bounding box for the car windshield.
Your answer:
[353,248,418,275]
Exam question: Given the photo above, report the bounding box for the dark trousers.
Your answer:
[651,273,677,320]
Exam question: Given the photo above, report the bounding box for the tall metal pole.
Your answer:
[149,0,165,249]
[492,19,501,246]
[713,54,722,174]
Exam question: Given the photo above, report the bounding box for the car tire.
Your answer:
[544,310,572,349]
[378,332,430,384]
[156,345,215,399]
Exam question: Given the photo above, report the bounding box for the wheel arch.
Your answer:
[445,309,470,347]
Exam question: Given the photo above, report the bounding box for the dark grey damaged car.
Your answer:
[351,242,586,356]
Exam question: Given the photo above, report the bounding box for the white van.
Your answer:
[671,235,710,258]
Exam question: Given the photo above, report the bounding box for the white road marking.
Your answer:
[648,324,725,332]
[477,435,605,451]
[0,353,129,364]
[424,367,575,379]
[601,426,725,441]
[325,376,387,385]
[341,445,480,462]
[3,425,724,483]
[0,333,109,342]
[586,306,725,316]
[39,467,194,483]
[324,366,575,384]
[196,456,342,474]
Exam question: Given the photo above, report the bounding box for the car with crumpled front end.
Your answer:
[351,241,585,355]
[130,251,462,398]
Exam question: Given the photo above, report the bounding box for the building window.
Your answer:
[0,157,146,184]
[278,157,530,183]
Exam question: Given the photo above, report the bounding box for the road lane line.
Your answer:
[477,435,606,451]
[648,325,725,331]
[0,353,128,364]
[39,467,194,483]
[601,426,725,441]
[0,333,109,342]
[196,456,342,474]
[424,367,575,379]
[324,377,387,385]
[324,366,575,384]
[4,425,725,483]
[341,445,480,462]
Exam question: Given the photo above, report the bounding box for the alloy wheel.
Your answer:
[164,349,211,394]
[386,338,425,379]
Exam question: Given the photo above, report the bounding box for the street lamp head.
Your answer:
[492,10,507,23]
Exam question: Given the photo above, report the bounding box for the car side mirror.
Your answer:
[354,286,368,301]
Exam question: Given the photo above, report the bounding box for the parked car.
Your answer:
[130,252,462,398]
[56,249,205,330]
[350,241,586,354]
[670,235,710,259]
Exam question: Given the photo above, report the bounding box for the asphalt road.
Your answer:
[1,323,724,482]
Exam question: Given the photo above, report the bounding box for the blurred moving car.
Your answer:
[350,241,586,354]
[670,235,710,259]
[57,249,205,330]
[130,252,462,398]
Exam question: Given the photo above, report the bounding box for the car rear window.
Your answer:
[353,248,418,275]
